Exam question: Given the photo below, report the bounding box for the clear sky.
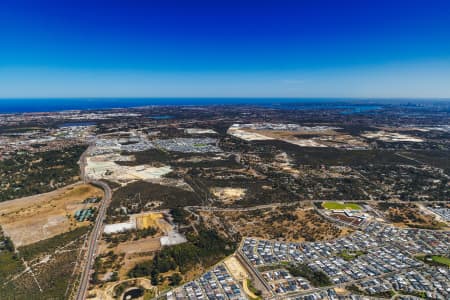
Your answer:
[1,0,450,98]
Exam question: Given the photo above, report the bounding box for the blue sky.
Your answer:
[1,0,450,98]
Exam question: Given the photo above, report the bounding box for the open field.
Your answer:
[416,255,450,267]
[200,207,352,242]
[431,255,450,267]
[321,201,362,210]
[224,256,248,281]
[227,124,369,149]
[362,130,424,142]
[1,227,88,300]
[378,202,448,230]
[134,212,171,232]
[86,153,172,185]
[116,236,161,254]
[211,187,246,204]
[0,183,103,247]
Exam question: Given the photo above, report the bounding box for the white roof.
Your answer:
[104,221,136,234]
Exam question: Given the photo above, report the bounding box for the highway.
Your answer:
[185,198,450,214]
[75,146,112,300]
[71,144,447,300]
[75,180,111,300]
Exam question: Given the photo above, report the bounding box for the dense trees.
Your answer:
[128,228,235,286]
[170,207,190,225]
[108,181,201,221]
[3,237,15,252]
[169,273,182,286]
[287,264,331,287]
[0,145,86,202]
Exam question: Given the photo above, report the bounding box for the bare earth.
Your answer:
[116,236,161,254]
[211,187,246,204]
[224,255,259,299]
[224,256,248,281]
[0,183,103,247]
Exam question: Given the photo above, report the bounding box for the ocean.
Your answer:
[0,98,446,114]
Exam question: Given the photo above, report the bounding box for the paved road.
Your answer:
[186,198,450,214]
[72,143,447,299]
[78,145,91,183]
[236,250,272,298]
[75,180,112,300]
[76,145,112,300]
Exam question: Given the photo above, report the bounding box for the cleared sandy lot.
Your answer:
[224,256,248,281]
[211,187,246,204]
[116,236,161,254]
[228,124,368,149]
[362,131,424,142]
[134,212,172,232]
[224,256,259,299]
[0,183,103,247]
[86,154,172,184]
[228,128,274,141]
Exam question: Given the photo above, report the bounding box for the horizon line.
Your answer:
[1,97,450,100]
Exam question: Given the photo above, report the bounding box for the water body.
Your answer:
[340,105,382,114]
[0,98,447,114]
[0,98,283,113]
[265,103,382,113]
[58,122,97,127]
[122,288,143,300]
[148,115,174,120]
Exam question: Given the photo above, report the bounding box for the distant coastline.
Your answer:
[0,98,448,114]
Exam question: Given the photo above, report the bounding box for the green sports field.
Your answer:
[321,201,362,210]
[431,255,450,267]
[416,255,450,267]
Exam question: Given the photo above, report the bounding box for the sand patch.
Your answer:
[362,131,423,142]
[0,183,103,247]
[116,236,161,254]
[134,212,172,233]
[224,256,249,281]
[211,187,246,204]
[85,154,172,184]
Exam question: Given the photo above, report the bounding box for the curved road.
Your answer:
[73,144,447,299]
[76,145,112,300]
[75,180,112,300]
